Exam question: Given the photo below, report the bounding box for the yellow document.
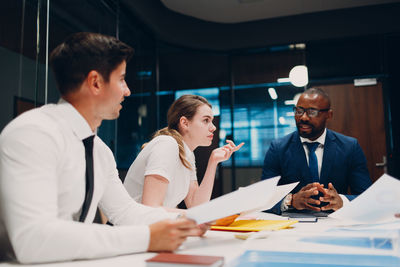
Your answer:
[211,219,298,232]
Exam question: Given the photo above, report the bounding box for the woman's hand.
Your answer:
[210,140,244,164]
[186,140,244,208]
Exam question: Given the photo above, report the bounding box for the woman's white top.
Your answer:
[124,135,197,208]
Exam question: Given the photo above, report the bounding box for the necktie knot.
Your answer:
[83,135,95,152]
[305,142,319,153]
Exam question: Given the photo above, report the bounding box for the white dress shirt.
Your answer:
[0,99,175,264]
[124,135,197,208]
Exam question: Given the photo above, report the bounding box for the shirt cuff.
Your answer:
[281,194,291,212]
[339,194,350,206]
[135,225,151,252]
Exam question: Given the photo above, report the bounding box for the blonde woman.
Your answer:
[124,95,243,210]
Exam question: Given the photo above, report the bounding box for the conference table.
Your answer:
[1,212,399,267]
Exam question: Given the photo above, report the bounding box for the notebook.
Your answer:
[146,253,224,267]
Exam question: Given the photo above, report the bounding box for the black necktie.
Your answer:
[305,142,319,183]
[79,135,95,222]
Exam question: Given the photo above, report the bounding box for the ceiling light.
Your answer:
[286,112,294,116]
[284,93,302,106]
[284,100,296,105]
[268,87,277,100]
[277,78,290,83]
[354,78,377,87]
[289,65,308,87]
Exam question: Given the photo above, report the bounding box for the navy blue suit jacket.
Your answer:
[261,129,371,214]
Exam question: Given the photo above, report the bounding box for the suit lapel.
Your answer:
[320,129,337,185]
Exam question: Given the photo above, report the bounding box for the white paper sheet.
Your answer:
[329,174,400,223]
[186,177,280,224]
[240,182,299,216]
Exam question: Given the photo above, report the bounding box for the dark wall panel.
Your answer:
[307,37,383,79]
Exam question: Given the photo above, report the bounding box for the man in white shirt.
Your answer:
[0,32,202,264]
[261,88,371,214]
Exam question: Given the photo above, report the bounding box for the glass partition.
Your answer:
[220,84,302,167]
[0,1,306,195]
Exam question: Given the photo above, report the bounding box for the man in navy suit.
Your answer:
[262,88,371,214]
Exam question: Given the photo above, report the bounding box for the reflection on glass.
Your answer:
[219,85,302,167]
[175,88,220,116]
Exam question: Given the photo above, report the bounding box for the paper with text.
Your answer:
[329,174,400,223]
[186,177,280,224]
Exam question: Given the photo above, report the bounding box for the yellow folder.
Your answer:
[211,219,298,232]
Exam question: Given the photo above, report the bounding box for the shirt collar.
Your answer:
[300,128,327,145]
[58,98,95,140]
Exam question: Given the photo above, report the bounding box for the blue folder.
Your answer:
[300,236,394,250]
[229,250,400,267]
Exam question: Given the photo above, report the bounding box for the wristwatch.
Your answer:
[285,193,293,208]
[282,193,293,211]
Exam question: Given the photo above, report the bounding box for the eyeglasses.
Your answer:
[293,106,330,118]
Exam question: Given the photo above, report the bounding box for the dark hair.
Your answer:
[50,32,134,95]
[148,95,212,169]
[303,88,331,108]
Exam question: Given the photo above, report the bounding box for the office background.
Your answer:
[1,0,400,200]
